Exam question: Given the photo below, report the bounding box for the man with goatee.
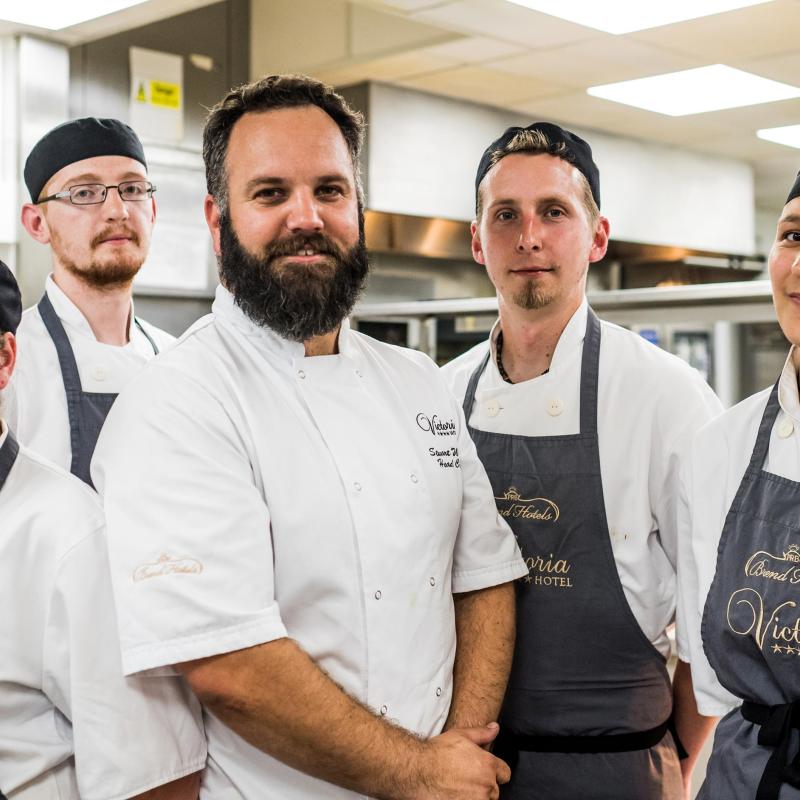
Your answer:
[93,75,526,800]
[7,118,172,485]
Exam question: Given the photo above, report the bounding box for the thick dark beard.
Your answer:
[218,211,369,342]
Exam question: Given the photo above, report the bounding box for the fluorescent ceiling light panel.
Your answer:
[758,125,800,150]
[587,65,800,116]
[505,0,772,34]
[0,0,147,30]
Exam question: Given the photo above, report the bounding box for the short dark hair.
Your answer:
[203,74,365,212]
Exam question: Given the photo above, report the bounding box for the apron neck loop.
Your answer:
[0,429,20,493]
[578,308,601,436]
[747,381,782,475]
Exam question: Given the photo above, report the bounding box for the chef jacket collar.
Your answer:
[0,419,7,450]
[211,283,355,361]
[778,346,800,424]
[490,296,588,378]
[45,275,137,344]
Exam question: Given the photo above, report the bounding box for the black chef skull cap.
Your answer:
[0,261,21,336]
[475,121,600,212]
[787,170,800,205]
[24,117,147,202]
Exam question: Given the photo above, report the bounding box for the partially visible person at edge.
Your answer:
[678,169,800,800]
[5,117,173,487]
[92,74,527,799]
[0,261,205,800]
[441,122,723,800]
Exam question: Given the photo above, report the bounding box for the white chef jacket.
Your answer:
[92,284,526,800]
[677,347,800,716]
[0,420,206,800]
[5,275,174,470]
[442,299,723,658]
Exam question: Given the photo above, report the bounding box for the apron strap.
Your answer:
[578,307,602,436]
[134,317,159,356]
[746,381,782,475]
[462,349,491,422]
[37,294,85,477]
[741,700,800,800]
[0,429,20,492]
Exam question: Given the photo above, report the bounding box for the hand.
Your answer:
[410,723,511,800]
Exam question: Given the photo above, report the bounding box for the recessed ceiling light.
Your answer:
[587,65,800,116]
[505,0,772,34]
[757,125,800,150]
[0,0,147,30]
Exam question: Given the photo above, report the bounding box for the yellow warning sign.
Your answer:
[149,80,181,109]
[135,82,147,103]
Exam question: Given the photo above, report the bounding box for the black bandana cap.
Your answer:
[0,261,21,336]
[787,170,800,205]
[475,121,600,211]
[24,117,147,202]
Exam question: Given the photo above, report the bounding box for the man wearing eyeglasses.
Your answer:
[8,117,173,485]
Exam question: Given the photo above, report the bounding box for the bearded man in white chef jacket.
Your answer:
[441,123,723,799]
[92,74,527,800]
[0,261,205,800]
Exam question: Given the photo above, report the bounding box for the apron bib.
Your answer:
[701,382,800,800]
[463,309,681,799]
[37,294,158,488]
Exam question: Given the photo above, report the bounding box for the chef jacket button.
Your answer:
[778,419,794,439]
[547,398,564,417]
[410,473,418,483]
[380,705,388,716]
[485,399,501,418]
[354,482,362,492]
[374,590,382,600]
[429,576,436,587]
[356,369,363,377]
[435,687,442,697]
[298,369,306,379]
[92,366,107,381]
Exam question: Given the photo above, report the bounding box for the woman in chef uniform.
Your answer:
[678,169,800,799]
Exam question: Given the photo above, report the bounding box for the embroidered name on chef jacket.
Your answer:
[416,411,460,469]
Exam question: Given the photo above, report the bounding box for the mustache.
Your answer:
[262,232,341,259]
[90,226,140,249]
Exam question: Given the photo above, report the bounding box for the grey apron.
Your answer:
[0,428,18,800]
[700,381,800,800]
[463,309,682,799]
[37,293,158,488]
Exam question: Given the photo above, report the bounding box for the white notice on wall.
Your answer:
[130,46,183,144]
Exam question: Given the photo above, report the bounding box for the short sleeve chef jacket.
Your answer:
[677,348,800,716]
[442,299,723,658]
[92,285,526,800]
[5,275,174,469]
[0,422,206,800]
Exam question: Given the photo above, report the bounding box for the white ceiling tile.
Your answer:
[399,64,569,105]
[488,37,701,88]
[420,34,526,62]
[629,0,800,63]
[412,0,597,49]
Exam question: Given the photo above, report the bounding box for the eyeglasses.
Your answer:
[37,180,157,206]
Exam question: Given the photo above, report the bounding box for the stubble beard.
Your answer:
[53,225,145,291]
[217,210,369,342]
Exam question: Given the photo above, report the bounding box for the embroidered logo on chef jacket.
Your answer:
[133,553,204,582]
